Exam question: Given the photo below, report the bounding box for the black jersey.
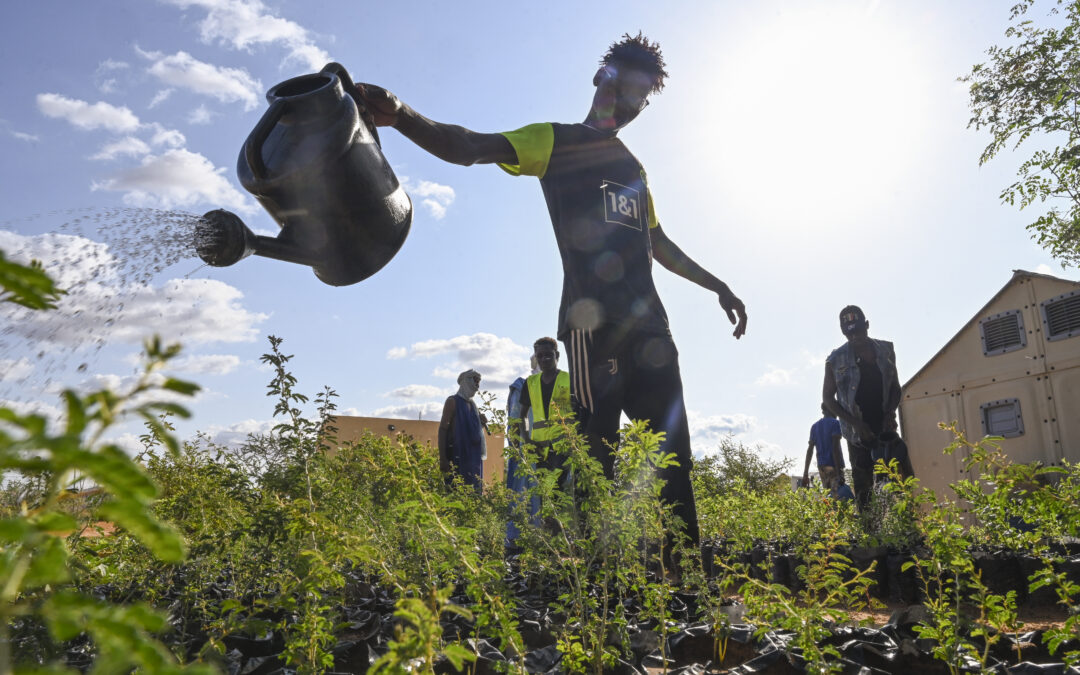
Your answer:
[499,122,670,340]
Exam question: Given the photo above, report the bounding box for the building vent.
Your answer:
[1041,290,1080,342]
[980,398,1024,438]
[979,309,1026,356]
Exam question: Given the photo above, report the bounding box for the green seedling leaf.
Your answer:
[138,412,180,457]
[0,409,47,435]
[443,643,476,670]
[98,499,185,563]
[22,536,71,588]
[62,391,87,436]
[0,251,62,310]
[77,445,157,502]
[160,378,200,397]
[35,511,77,534]
[0,456,52,473]
[0,517,34,542]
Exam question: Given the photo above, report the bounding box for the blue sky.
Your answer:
[0,0,1072,466]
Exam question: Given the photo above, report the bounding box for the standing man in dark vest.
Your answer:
[352,33,747,547]
[438,369,487,489]
[823,306,913,511]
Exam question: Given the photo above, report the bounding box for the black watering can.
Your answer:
[196,63,412,286]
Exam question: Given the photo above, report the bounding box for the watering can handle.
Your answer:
[246,98,287,181]
[321,62,381,147]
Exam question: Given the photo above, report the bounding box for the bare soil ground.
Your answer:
[846,600,1068,630]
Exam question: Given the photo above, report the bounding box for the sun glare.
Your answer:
[710,4,930,228]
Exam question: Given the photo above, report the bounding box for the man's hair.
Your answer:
[600,32,668,93]
[534,337,558,352]
[839,305,865,321]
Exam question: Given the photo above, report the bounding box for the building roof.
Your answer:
[903,269,1080,389]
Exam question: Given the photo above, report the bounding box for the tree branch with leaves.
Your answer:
[963,0,1080,266]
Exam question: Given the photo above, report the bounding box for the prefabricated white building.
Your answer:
[899,270,1080,499]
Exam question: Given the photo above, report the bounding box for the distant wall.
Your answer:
[328,415,505,485]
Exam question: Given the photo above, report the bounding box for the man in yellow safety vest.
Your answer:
[513,337,572,470]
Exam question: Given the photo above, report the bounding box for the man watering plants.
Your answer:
[438,369,487,489]
[351,32,747,548]
[822,306,915,512]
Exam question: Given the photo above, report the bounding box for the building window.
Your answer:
[1041,290,1080,342]
[980,398,1024,438]
[979,309,1026,356]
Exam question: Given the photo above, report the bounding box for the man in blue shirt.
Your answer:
[801,405,846,497]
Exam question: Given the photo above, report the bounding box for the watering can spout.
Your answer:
[196,209,319,269]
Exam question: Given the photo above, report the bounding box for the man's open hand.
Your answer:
[718,285,748,339]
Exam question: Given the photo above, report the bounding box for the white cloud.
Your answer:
[11,131,39,143]
[0,398,63,429]
[91,148,253,212]
[687,411,757,448]
[202,418,277,448]
[371,402,445,421]
[755,365,795,387]
[388,332,530,388]
[1035,263,1054,275]
[386,346,407,360]
[422,199,447,220]
[695,437,793,466]
[103,432,143,455]
[149,125,186,148]
[0,231,269,353]
[410,180,455,203]
[0,358,34,383]
[149,88,175,108]
[98,59,129,71]
[385,384,447,399]
[36,93,140,133]
[188,104,214,125]
[172,353,242,375]
[140,49,261,110]
[91,136,151,161]
[163,0,331,70]
[802,349,828,372]
[95,59,130,94]
[401,177,455,220]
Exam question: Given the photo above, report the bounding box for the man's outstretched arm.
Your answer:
[352,83,517,166]
[650,224,748,338]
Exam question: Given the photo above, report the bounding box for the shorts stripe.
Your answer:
[570,329,594,413]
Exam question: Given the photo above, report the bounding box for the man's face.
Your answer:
[592,66,653,130]
[839,309,868,341]
[534,344,559,373]
[459,373,481,398]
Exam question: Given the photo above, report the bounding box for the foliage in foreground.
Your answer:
[2,250,1079,673]
[0,251,210,673]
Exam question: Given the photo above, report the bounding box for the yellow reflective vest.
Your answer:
[526,370,572,443]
